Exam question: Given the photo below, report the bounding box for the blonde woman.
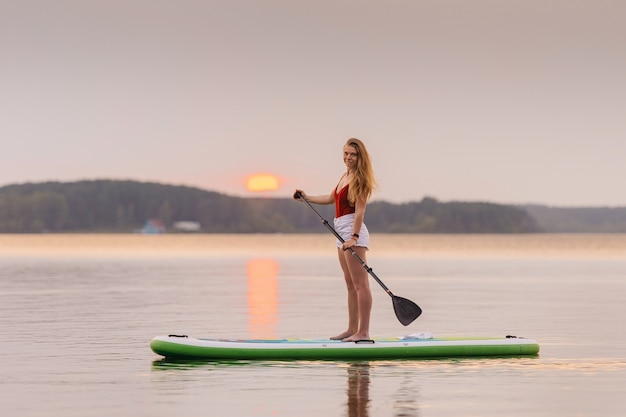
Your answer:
[295,138,377,342]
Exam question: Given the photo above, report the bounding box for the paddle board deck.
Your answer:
[150,334,539,360]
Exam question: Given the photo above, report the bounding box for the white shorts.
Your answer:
[333,213,369,249]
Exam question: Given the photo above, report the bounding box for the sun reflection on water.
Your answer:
[247,258,280,339]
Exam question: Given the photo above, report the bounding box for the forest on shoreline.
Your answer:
[1,180,624,233]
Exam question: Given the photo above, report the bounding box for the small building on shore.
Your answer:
[172,221,201,232]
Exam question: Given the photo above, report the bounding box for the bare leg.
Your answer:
[330,248,359,340]
[341,246,372,342]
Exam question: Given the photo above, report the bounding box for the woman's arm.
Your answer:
[352,197,367,235]
[294,189,334,205]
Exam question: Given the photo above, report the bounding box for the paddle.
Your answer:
[294,191,422,326]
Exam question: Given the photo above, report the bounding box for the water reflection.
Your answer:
[151,358,255,370]
[345,362,420,417]
[246,258,279,339]
[346,363,371,417]
[392,376,420,417]
[151,359,423,417]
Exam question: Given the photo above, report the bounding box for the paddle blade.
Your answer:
[392,295,422,326]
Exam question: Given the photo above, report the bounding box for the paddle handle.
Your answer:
[295,192,393,296]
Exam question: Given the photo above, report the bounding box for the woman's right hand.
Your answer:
[293,189,305,200]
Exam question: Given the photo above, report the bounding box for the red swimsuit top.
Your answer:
[334,184,355,218]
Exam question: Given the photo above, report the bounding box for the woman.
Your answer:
[294,138,377,342]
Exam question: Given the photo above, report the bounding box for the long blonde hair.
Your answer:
[345,138,377,204]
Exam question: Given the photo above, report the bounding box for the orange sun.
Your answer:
[246,173,280,192]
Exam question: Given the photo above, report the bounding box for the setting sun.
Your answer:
[246,173,280,192]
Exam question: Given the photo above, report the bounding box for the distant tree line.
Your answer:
[521,204,626,233]
[0,179,543,233]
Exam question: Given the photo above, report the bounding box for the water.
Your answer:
[1,234,625,416]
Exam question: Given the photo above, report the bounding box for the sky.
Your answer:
[2,0,625,207]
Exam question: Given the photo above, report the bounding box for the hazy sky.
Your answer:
[2,0,625,206]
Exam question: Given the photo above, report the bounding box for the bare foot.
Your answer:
[342,333,370,342]
[330,330,354,340]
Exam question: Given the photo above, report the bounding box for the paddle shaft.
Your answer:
[297,194,394,296]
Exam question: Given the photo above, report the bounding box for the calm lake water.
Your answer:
[1,234,625,417]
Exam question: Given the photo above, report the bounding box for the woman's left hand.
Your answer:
[342,237,357,251]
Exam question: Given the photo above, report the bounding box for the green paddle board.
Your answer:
[150,334,539,360]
